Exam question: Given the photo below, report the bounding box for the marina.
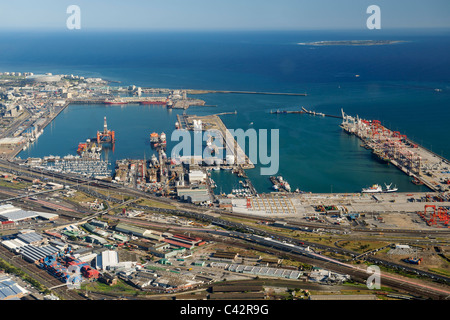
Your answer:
[30,157,112,179]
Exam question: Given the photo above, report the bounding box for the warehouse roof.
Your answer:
[0,276,28,300]
[1,239,27,250]
[115,223,152,238]
[96,250,119,270]
[0,204,57,222]
[16,232,43,244]
[17,244,59,263]
[0,209,38,222]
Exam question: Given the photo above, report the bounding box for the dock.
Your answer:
[179,114,255,170]
[69,97,206,110]
[341,109,450,192]
[270,107,343,119]
[187,89,307,96]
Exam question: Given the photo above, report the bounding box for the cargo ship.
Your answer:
[104,98,127,105]
[139,98,168,105]
[361,183,398,193]
[361,184,383,193]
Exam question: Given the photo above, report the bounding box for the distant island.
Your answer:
[298,40,406,46]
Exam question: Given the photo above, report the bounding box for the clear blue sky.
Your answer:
[0,0,449,31]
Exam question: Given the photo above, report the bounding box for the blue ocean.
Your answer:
[2,29,449,193]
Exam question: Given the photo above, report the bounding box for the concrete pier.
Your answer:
[181,114,255,170]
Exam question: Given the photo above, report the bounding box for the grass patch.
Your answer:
[338,240,389,254]
[81,279,139,296]
[0,179,30,190]
[137,198,177,210]
[428,268,450,278]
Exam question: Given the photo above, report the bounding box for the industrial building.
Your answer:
[16,231,44,245]
[17,244,60,263]
[0,276,28,300]
[95,250,119,270]
[83,223,110,238]
[150,243,187,259]
[0,204,58,222]
[0,137,26,147]
[1,238,27,250]
[188,170,207,183]
[209,251,238,263]
[85,234,107,245]
[115,223,161,240]
[225,264,302,280]
[129,239,158,251]
[176,186,210,204]
[162,234,204,250]
[1,230,60,263]
[90,219,108,229]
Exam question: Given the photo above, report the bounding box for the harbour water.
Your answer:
[8,29,449,194]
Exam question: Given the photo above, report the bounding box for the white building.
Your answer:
[96,250,119,270]
[188,170,207,183]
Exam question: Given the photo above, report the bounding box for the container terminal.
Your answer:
[340,109,450,193]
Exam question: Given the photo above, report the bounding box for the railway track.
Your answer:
[1,159,449,299]
[0,246,85,300]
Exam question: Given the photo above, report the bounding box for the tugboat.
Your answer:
[150,132,159,148]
